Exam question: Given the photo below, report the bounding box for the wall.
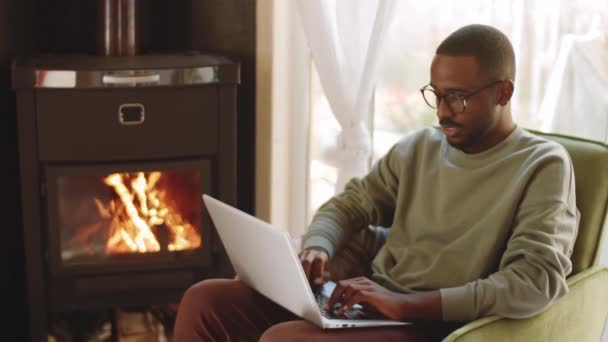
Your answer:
[189,0,257,215]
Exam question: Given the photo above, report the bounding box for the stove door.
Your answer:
[44,159,213,276]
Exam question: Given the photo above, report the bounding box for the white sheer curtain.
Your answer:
[538,15,608,141]
[295,0,397,192]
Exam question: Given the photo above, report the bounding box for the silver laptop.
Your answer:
[202,194,408,329]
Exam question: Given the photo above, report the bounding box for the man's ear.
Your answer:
[497,80,514,106]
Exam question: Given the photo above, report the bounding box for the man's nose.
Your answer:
[436,98,455,120]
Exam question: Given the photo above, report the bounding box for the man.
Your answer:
[173,24,579,341]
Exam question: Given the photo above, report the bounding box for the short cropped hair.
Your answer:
[436,24,516,81]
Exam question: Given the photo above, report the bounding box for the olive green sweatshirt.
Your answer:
[302,126,579,322]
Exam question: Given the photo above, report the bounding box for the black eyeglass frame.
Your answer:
[420,80,504,114]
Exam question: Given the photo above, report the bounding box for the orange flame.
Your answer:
[96,172,201,254]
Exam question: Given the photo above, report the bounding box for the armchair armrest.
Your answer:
[443,266,608,342]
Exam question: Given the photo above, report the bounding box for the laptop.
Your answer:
[202,194,409,329]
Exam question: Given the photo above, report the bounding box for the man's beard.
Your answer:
[441,119,487,152]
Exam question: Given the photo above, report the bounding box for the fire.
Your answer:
[95,172,201,254]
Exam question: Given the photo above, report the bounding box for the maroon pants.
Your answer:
[173,279,462,341]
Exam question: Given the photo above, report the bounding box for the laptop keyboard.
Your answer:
[315,293,369,320]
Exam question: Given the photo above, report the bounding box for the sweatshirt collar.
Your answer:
[442,125,523,168]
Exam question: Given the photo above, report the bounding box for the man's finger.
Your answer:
[300,250,312,280]
[341,291,373,314]
[326,278,356,308]
[326,278,373,308]
[326,283,344,309]
[311,256,327,285]
[340,283,372,305]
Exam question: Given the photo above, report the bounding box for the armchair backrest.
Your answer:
[527,129,608,275]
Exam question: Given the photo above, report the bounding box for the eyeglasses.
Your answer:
[420,80,503,114]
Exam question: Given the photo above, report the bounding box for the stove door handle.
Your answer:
[102,74,161,85]
[118,103,145,125]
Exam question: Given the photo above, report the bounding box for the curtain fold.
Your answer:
[538,15,608,142]
[295,0,397,192]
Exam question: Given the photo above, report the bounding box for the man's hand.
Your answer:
[299,248,330,287]
[326,276,443,321]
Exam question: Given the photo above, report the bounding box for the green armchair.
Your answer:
[326,130,608,341]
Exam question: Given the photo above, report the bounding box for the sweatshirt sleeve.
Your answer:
[441,146,580,321]
[301,144,403,258]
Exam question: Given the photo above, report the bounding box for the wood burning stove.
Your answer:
[12,53,239,340]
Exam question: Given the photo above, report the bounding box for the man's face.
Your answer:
[430,54,502,153]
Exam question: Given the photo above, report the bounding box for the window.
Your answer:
[307,0,608,223]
